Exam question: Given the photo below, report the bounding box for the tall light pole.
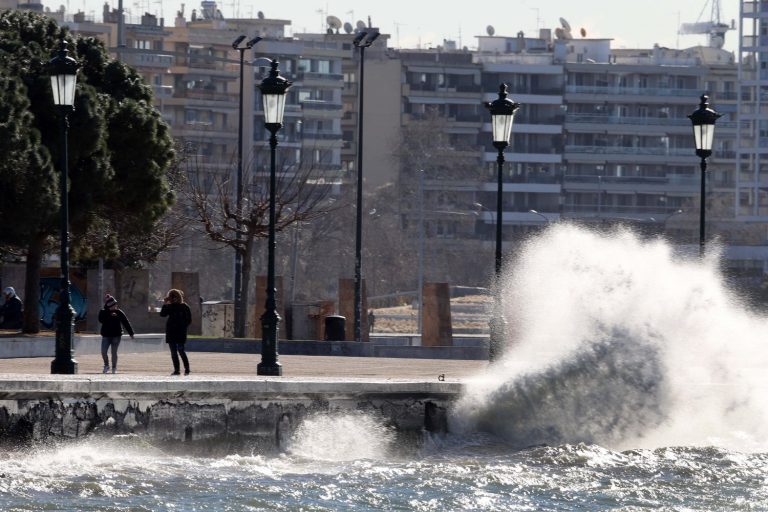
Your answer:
[688,94,721,258]
[417,169,425,335]
[231,35,262,338]
[484,83,519,361]
[352,29,380,342]
[257,60,292,376]
[48,40,79,374]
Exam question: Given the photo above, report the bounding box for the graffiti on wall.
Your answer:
[39,277,87,328]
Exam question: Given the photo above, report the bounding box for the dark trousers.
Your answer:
[101,336,121,369]
[169,341,190,373]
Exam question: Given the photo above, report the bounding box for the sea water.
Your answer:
[2,225,768,511]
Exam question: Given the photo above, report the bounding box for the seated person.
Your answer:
[0,287,23,330]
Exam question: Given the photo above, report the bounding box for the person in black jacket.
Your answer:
[160,288,192,376]
[97,294,134,374]
[0,287,23,330]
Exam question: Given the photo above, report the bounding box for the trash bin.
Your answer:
[324,315,346,341]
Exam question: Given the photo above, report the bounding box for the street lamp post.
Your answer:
[352,29,380,342]
[688,94,721,258]
[529,209,550,224]
[48,41,79,374]
[484,83,519,361]
[232,35,261,338]
[257,60,292,376]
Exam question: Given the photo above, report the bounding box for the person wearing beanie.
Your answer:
[97,294,134,374]
[160,288,192,376]
[0,287,23,330]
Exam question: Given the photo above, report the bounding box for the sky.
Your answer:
[45,0,741,53]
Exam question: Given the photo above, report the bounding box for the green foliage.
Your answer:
[0,74,57,246]
[0,10,175,267]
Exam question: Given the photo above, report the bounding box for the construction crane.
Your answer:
[678,0,734,49]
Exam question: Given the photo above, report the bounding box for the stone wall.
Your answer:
[0,379,455,450]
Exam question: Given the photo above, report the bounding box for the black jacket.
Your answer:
[160,302,192,343]
[98,308,134,337]
[0,295,23,329]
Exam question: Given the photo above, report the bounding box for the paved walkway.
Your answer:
[0,351,488,381]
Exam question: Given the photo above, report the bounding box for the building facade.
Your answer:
[12,1,768,296]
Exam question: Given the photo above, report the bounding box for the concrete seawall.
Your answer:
[0,376,462,451]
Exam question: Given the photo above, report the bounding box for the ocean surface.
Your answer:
[3,225,768,511]
[1,433,767,511]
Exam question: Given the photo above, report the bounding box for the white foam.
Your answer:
[453,224,768,451]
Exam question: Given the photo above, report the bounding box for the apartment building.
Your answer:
[737,1,768,273]
[12,1,767,292]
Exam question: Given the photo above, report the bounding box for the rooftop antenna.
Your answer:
[530,7,540,32]
[393,21,407,47]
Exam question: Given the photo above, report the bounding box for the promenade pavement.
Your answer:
[0,351,488,381]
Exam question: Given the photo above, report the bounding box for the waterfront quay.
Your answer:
[0,334,486,450]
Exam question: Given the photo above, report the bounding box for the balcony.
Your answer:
[120,52,174,69]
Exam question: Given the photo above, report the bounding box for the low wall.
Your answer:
[0,376,459,450]
[0,335,489,360]
[0,334,165,359]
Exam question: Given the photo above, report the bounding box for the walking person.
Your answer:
[97,294,134,374]
[160,288,191,376]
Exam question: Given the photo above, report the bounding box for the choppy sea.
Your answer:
[4,225,768,511]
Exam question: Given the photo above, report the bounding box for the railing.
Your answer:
[300,101,343,111]
[566,113,687,127]
[565,85,700,98]
[565,113,736,129]
[565,145,694,157]
[120,52,174,68]
[174,89,236,102]
[296,71,345,81]
[302,131,343,140]
[563,174,698,186]
[562,204,685,216]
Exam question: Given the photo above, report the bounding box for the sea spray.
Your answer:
[453,224,768,451]
[286,413,396,461]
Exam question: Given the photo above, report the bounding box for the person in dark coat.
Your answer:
[98,294,134,374]
[160,288,192,375]
[0,287,23,330]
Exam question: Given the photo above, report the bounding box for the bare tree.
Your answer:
[182,145,337,337]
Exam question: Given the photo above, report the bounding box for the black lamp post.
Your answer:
[688,94,721,258]
[352,29,380,342]
[48,41,79,374]
[232,35,262,338]
[484,83,519,361]
[257,60,291,376]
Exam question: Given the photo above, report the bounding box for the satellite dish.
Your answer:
[486,25,495,36]
[580,27,587,37]
[554,27,565,39]
[257,11,264,19]
[327,15,342,30]
[343,21,353,34]
[559,17,572,32]
[356,20,366,30]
